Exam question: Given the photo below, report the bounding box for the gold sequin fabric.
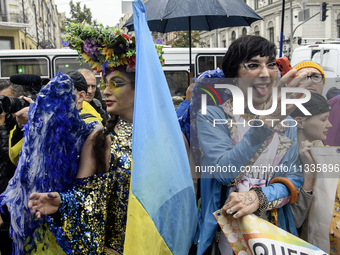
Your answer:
[48,128,132,255]
[107,129,132,253]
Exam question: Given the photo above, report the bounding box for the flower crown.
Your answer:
[65,23,164,74]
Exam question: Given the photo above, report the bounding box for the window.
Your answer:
[222,35,226,48]
[198,56,214,73]
[197,55,225,75]
[269,27,274,43]
[254,0,259,10]
[222,40,226,48]
[242,28,247,37]
[0,37,14,49]
[254,26,260,36]
[55,56,190,96]
[337,14,340,38]
[216,56,224,69]
[164,71,189,97]
[54,56,97,80]
[0,0,7,21]
[0,58,49,78]
[268,0,273,4]
[319,49,337,77]
[231,31,236,42]
[268,22,274,43]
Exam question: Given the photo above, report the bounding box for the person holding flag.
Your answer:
[28,2,197,254]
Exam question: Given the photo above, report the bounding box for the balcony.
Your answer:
[0,13,30,30]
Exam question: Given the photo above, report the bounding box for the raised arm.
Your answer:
[196,106,272,184]
[76,129,111,178]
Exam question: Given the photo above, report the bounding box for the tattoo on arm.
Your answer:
[237,192,257,206]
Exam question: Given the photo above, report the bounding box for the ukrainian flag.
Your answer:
[123,0,197,254]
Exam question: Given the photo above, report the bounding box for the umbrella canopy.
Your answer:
[124,0,262,33]
[124,0,262,74]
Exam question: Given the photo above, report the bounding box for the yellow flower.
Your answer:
[82,53,92,62]
[92,62,103,71]
[82,53,103,71]
[117,58,129,66]
[102,47,114,59]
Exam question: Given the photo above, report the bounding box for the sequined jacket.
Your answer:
[48,132,132,255]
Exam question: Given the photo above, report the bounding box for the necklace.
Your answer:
[117,117,133,147]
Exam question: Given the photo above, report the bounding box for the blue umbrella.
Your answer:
[124,0,262,74]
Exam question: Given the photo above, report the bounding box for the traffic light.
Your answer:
[297,37,302,45]
[320,2,328,21]
[17,65,23,73]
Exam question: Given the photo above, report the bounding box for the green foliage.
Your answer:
[66,0,93,25]
[169,31,206,47]
[64,22,164,72]
[155,45,165,65]
[65,23,136,72]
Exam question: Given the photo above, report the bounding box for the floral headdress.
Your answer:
[65,23,164,75]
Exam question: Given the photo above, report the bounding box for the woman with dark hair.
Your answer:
[222,35,278,79]
[195,35,308,254]
[27,23,161,255]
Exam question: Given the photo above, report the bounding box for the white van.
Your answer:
[291,44,340,97]
[0,47,226,97]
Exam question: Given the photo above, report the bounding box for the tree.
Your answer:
[66,0,93,24]
[169,31,206,48]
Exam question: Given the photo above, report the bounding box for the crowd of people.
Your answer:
[0,22,340,255]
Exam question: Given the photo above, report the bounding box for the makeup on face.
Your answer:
[236,55,277,109]
[101,72,130,98]
[102,71,135,121]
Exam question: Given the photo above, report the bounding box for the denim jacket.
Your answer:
[195,106,303,254]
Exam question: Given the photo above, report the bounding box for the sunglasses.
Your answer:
[100,80,128,92]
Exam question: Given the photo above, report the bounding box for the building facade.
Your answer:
[0,0,62,50]
[116,0,340,58]
[200,0,340,58]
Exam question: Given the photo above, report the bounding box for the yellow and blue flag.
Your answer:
[124,0,197,254]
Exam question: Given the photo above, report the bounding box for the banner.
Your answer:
[214,210,327,255]
[307,146,340,254]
